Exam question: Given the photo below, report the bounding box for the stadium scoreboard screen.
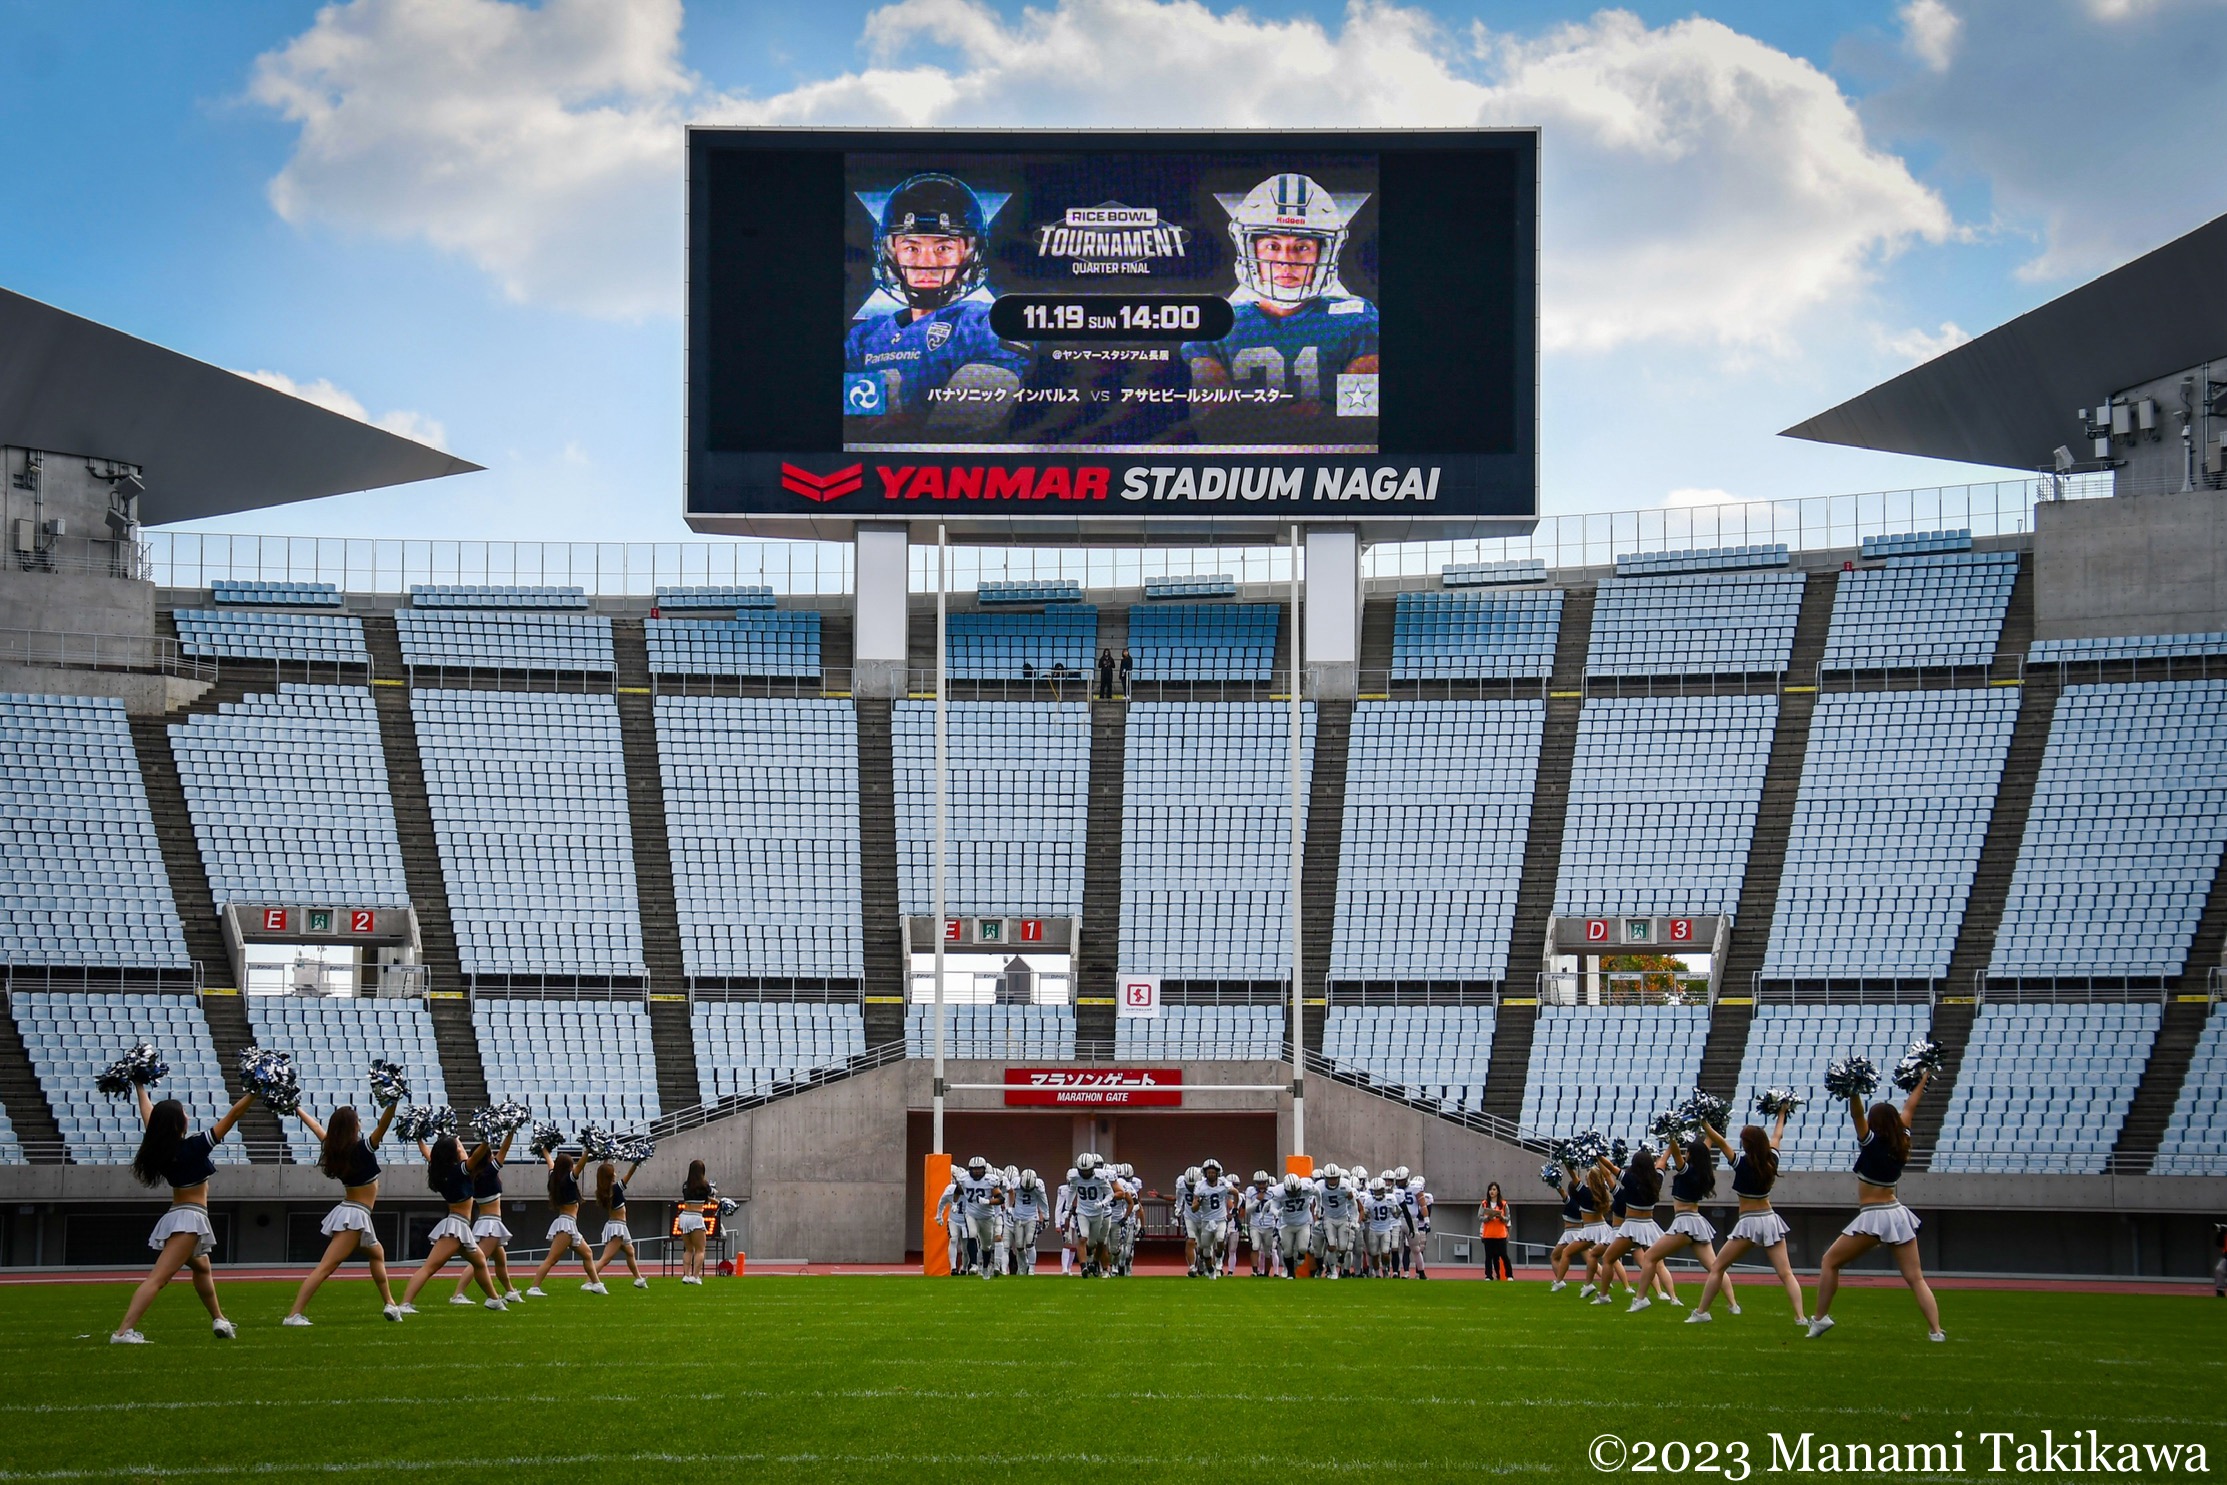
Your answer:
[686,129,1537,540]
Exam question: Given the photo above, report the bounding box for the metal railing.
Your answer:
[650,667,856,699]
[1301,1048,1554,1154]
[463,975,648,1004]
[1579,670,1785,699]
[10,537,150,582]
[2019,651,2227,685]
[2,963,206,998]
[0,627,216,682]
[1815,661,2003,691]
[1750,976,1940,1005]
[1968,974,2172,1003]
[403,661,616,693]
[647,1039,910,1140]
[1537,972,1712,1007]
[1324,981,1501,1007]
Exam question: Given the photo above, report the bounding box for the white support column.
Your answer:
[1289,523,1306,1162]
[1303,526,1360,700]
[853,523,910,699]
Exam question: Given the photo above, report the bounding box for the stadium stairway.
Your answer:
[612,622,703,1114]
[1909,998,1976,1168]
[1484,583,1596,1124]
[1718,570,1836,994]
[128,707,290,1159]
[361,614,488,1110]
[1941,696,2060,996]
[853,699,906,1051]
[1298,698,1355,1056]
[0,1004,67,1162]
[2113,999,2212,1171]
[1988,553,2035,684]
[1357,596,1395,683]
[1694,1000,1753,1103]
[1076,699,1128,1056]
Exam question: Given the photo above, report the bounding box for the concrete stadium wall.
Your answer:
[2035,488,2227,638]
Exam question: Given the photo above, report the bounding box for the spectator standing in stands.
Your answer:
[1097,648,1116,699]
[1478,1182,1512,1280]
[1118,647,1133,696]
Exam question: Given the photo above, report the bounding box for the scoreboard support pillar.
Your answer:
[854,523,910,698]
[1304,526,1360,700]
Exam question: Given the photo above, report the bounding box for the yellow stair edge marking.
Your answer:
[1076,997,1116,1006]
[2174,994,2217,1004]
[1303,998,1328,1007]
[821,691,853,699]
[1714,996,1754,1006]
[371,677,404,687]
[1549,691,1581,699]
[648,993,686,1003]
[429,991,465,1001]
[1989,678,2024,686]
[1781,685,1817,694]
[1939,995,1978,1004]
[1500,997,1539,1007]
[618,685,651,695]
[200,986,239,996]
[863,996,907,1005]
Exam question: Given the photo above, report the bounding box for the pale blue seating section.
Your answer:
[1586,572,1804,676]
[1988,681,2227,980]
[2153,1004,2227,1175]
[209,580,342,607]
[1121,703,1315,980]
[1860,528,1971,560]
[1553,696,1777,916]
[171,685,408,910]
[1126,603,1279,682]
[244,996,448,1165]
[1820,552,2016,671]
[12,992,245,1163]
[1115,1004,1286,1061]
[1331,701,1541,984]
[0,695,190,970]
[657,698,861,981]
[1323,1005,1496,1114]
[1444,558,1547,587]
[904,1004,1077,1059]
[415,692,645,978]
[1761,691,2017,981]
[1389,592,1561,681]
[1144,574,1237,600]
[395,611,614,673]
[644,614,821,679]
[0,1104,20,1165]
[894,701,1088,917]
[410,585,588,610]
[654,585,776,611]
[1520,1005,1711,1138]
[1932,1003,2160,1173]
[978,579,1082,605]
[2028,632,2227,666]
[1614,544,1788,577]
[692,1001,866,1103]
[472,998,659,1131]
[1732,1004,1932,1169]
[946,609,1097,681]
[174,610,368,664]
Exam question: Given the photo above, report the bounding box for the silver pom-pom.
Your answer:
[367,1060,409,1108]
[471,1100,532,1140]
[1893,1034,1946,1092]
[615,1135,655,1164]
[1676,1089,1732,1135]
[395,1104,457,1143]
[1648,1107,1685,1141]
[1754,1087,1807,1119]
[422,1105,458,1141]
[528,1121,567,1158]
[238,1045,302,1117]
[716,1196,739,1217]
[1824,1056,1879,1101]
[97,1042,170,1099]
[1539,1160,1565,1191]
[1566,1130,1610,1166]
[1609,1137,1630,1167]
[578,1123,619,1164]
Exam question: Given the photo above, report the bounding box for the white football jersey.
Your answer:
[1364,1194,1405,1233]
[1275,1181,1316,1227]
[1315,1182,1359,1224]
[1069,1167,1115,1217]
[1189,1180,1233,1222]
[1054,1183,1074,1223]
[1010,1179,1047,1221]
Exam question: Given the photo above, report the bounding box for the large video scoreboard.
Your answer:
[686,128,1536,539]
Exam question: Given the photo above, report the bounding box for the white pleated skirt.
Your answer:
[428,1214,478,1247]
[676,1212,708,1235]
[600,1220,634,1247]
[149,1205,215,1258]
[546,1214,582,1241]
[1620,1218,1667,1246]
[1843,1202,1921,1246]
[1728,1210,1790,1248]
[320,1201,379,1241]
[1668,1211,1717,1244]
[471,1216,513,1242]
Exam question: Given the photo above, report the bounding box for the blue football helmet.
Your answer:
[874,173,989,312]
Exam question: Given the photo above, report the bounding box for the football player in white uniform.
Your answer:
[1115,1164,1143,1276]
[1007,1167,1049,1275]
[1068,1153,1118,1277]
[1363,1177,1411,1276]
[1188,1159,1237,1278]
[956,1156,1004,1279]
[1312,1165,1361,1278]
[1243,1171,1280,1276]
[1273,1171,1315,1278]
[1404,1173,1433,1279]
[1053,1173,1077,1275]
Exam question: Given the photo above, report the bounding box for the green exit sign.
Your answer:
[307,909,333,933]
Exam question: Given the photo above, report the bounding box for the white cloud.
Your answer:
[1876,319,1972,365]
[1663,486,1740,508]
[236,368,451,450]
[1899,0,1961,70]
[250,0,1951,355]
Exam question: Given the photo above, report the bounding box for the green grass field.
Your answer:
[0,1276,2219,1482]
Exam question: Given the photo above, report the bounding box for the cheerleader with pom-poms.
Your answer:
[1685,1105,1807,1326]
[1805,1041,1944,1342]
[676,1159,718,1285]
[528,1144,608,1296]
[595,1147,651,1289]
[399,1130,508,1313]
[451,1111,526,1306]
[281,1099,404,1325]
[1590,1144,1671,1307]
[1629,1131,1731,1313]
[111,1061,258,1344]
[1545,1158,1593,1292]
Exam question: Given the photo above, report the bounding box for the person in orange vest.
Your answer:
[1478,1181,1511,1280]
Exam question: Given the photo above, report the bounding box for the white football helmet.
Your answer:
[1118,1163,1134,1178]
[1202,1158,1222,1176]
[1369,1177,1388,1195]
[1076,1152,1099,1174]
[1394,1165,1410,1181]
[1253,1170,1272,1184]
[966,1156,988,1177]
[1021,1168,1037,1187]
[1283,1173,1304,1193]
[1408,1177,1426,1192]
[1351,1164,1371,1184]
[1321,1163,1343,1180]
[1184,1165,1204,1186]
[1226,173,1352,305]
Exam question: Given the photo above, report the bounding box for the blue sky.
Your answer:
[1,0,2221,545]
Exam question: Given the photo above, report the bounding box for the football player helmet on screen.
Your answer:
[1227,173,1349,305]
[874,173,989,312]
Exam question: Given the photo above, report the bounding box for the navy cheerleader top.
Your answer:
[1561,1185,1585,1222]
[432,1162,475,1206]
[1669,1160,1712,1204]
[606,1178,627,1211]
[471,1157,503,1202]
[552,1168,581,1207]
[1853,1133,1907,1189]
[1730,1153,1774,1199]
[166,1132,219,1190]
[333,1139,380,1188]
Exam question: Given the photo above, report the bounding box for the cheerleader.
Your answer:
[594,1158,649,1288]
[1547,1164,1591,1291]
[1591,1146,1669,1306]
[1806,1070,1942,1341]
[676,1159,716,1285]
[112,1085,257,1343]
[528,1148,608,1295]
[1685,1110,1806,1325]
[1629,1133,1733,1314]
[1577,1160,1630,1298]
[282,1102,404,1325]
[398,1134,506,1312]
[451,1132,521,1305]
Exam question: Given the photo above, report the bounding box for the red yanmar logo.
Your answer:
[781,463,864,503]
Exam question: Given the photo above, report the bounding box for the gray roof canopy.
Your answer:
[0,287,479,525]
[1783,212,2227,470]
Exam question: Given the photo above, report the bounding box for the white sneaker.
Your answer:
[1683,1310,1712,1324]
[525,1287,547,1297]
[1549,1280,1567,1292]
[383,1305,404,1322]
[633,1278,648,1289]
[1578,1283,1594,1298]
[396,1304,418,1315]
[1927,1330,1946,1342]
[448,1294,475,1306]
[212,1319,236,1340]
[110,1330,148,1345]
[281,1314,312,1328]
[1805,1316,1834,1339]
[484,1298,508,1312]
[1665,1296,1684,1307]
[1627,1297,1651,1313]
[583,1283,607,1295]
[504,1290,524,1302]
[682,1275,701,1285]
[1726,1301,1741,1315]
[1589,1291,1613,1305]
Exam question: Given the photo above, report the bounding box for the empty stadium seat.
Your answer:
[894,701,1088,918]
[654,585,776,612]
[1988,681,2227,981]
[409,585,589,610]
[12,992,246,1164]
[0,694,191,970]
[1115,1004,1285,1060]
[904,1003,1077,1060]
[1143,575,1238,600]
[244,995,449,1164]
[1553,695,1777,916]
[1323,1004,1496,1114]
[1389,592,1562,681]
[645,614,822,680]
[1932,1002,2160,1173]
[414,692,646,979]
[174,610,368,664]
[395,611,614,673]
[1586,572,1804,676]
[1733,1003,1932,1169]
[977,579,1082,605]
[0,1099,21,1165]
[2153,1003,2227,1176]
[658,697,862,981]
[693,1000,866,1103]
[1520,1004,1711,1138]
[1443,558,1547,588]
[1820,552,2016,672]
[172,685,408,910]
[472,997,659,1132]
[945,609,1097,681]
[1761,690,2018,982]
[208,580,343,608]
[1330,701,1541,984]
[2027,632,2227,666]
[1126,603,1279,682]
[1614,544,1789,577]
[1859,529,1971,560]
[1120,703,1314,980]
